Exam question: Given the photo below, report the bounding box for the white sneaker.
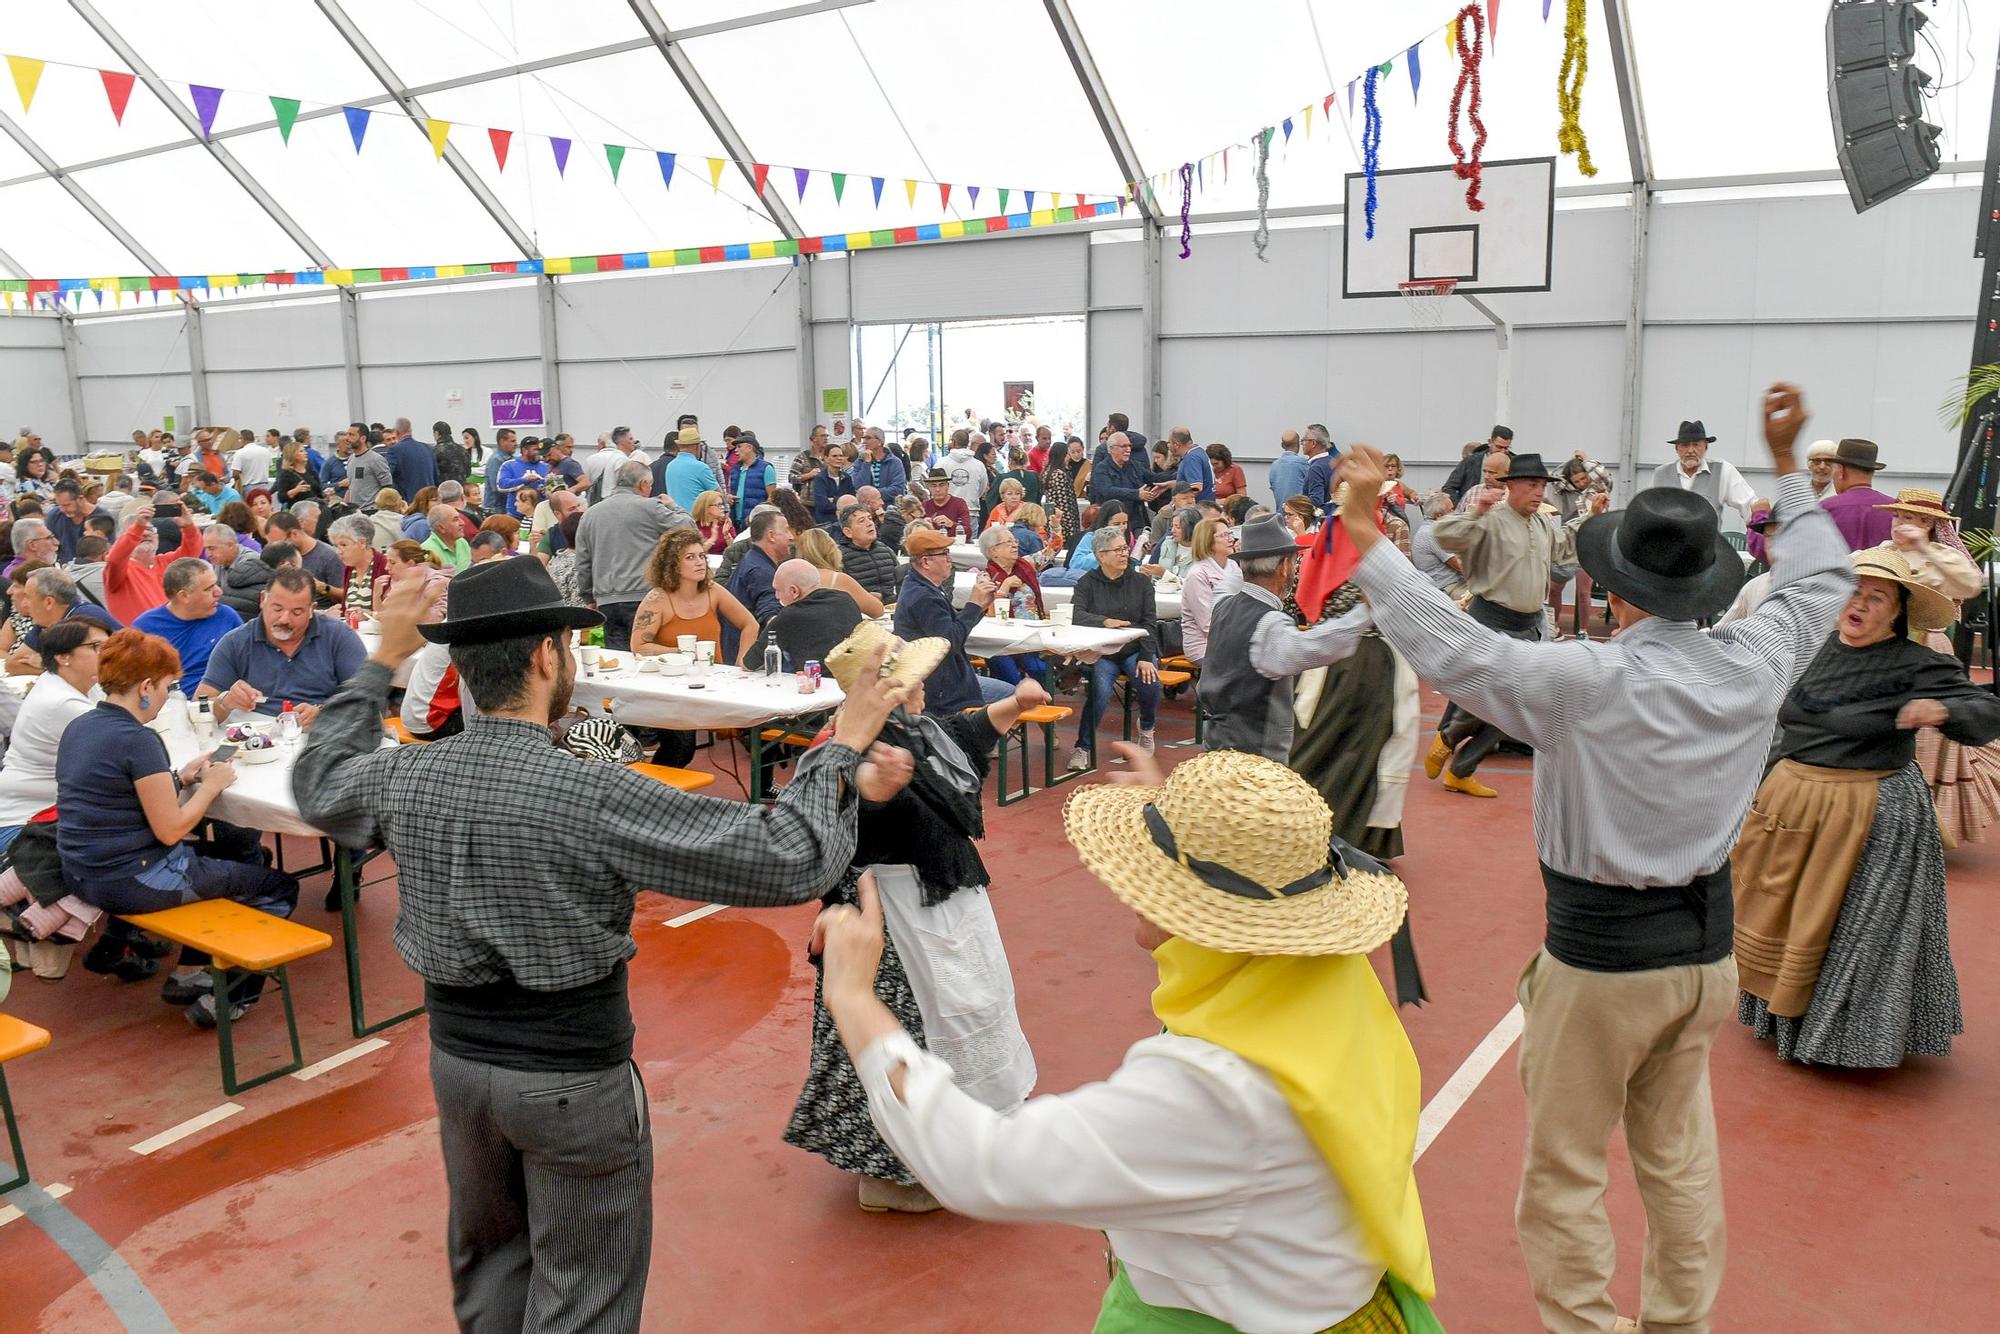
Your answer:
[1138,729,1156,754]
[1066,746,1092,772]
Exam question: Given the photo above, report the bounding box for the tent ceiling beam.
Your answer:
[312,0,541,260]
[1601,0,1653,187]
[1041,0,1160,225]
[0,104,166,273]
[66,0,334,269]
[624,0,807,240]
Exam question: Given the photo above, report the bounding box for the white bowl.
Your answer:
[659,653,691,676]
[636,656,661,673]
[234,739,283,765]
[358,619,383,634]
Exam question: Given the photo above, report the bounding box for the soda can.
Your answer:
[803,660,822,692]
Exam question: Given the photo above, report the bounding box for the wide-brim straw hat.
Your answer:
[1852,548,1956,633]
[1873,487,1954,524]
[1063,750,1408,957]
[822,619,950,694]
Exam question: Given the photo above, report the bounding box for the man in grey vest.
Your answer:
[1197,516,1372,761]
[1649,420,1757,525]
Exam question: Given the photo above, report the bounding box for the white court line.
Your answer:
[291,1037,390,1081]
[665,903,728,928]
[0,1182,69,1228]
[1415,1003,1525,1161]
[129,1103,243,1156]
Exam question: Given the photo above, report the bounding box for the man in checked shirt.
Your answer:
[296,557,912,1333]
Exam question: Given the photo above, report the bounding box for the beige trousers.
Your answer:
[1514,949,1736,1334]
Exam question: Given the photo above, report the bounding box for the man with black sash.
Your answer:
[1335,384,1851,1334]
[1422,452,1605,799]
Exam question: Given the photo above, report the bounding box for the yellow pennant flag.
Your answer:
[1447,17,1459,57]
[904,179,918,207]
[426,118,451,159]
[3,291,13,316]
[707,157,726,191]
[1304,103,1314,137]
[7,56,45,112]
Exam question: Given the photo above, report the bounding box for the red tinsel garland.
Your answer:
[1448,4,1488,211]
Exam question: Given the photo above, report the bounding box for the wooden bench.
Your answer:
[117,902,333,1095]
[0,1014,51,1192]
[386,717,430,745]
[1163,655,1206,745]
[996,704,1079,804]
[749,721,830,801]
[1121,668,1192,741]
[627,762,716,793]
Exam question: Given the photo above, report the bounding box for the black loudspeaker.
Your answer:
[1826,0,1942,213]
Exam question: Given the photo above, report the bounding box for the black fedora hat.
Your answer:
[418,557,604,645]
[1669,420,1716,445]
[1575,489,1744,621]
[1830,437,1884,472]
[1498,452,1558,482]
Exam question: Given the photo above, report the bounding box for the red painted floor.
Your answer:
[3,688,1996,1332]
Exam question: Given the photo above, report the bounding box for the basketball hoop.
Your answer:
[1398,278,1458,328]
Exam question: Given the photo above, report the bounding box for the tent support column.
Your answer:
[58,311,89,454]
[339,288,364,422]
[538,277,564,433]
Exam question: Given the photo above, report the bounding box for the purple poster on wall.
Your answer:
[491,389,544,427]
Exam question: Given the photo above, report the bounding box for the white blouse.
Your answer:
[0,673,98,825]
[857,1029,1384,1334]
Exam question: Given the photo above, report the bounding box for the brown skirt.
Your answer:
[1732,759,1891,1018]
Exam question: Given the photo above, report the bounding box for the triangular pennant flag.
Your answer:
[191,85,223,139]
[903,178,917,207]
[707,157,726,191]
[1222,149,1229,182]
[1196,160,1203,191]
[1347,79,1357,115]
[1542,0,1553,17]
[1025,190,1035,211]
[427,118,451,159]
[870,175,885,206]
[1488,0,1501,45]
[605,143,625,182]
[7,56,44,113]
[962,184,976,210]
[1447,17,1460,56]
[1304,104,1315,136]
[101,70,136,125]
[1407,41,1422,100]
[751,162,769,195]
[270,94,299,143]
[657,151,676,188]
[794,166,810,200]
[1282,117,1294,143]
[551,137,572,176]
[939,182,952,209]
[344,105,371,153]
[489,127,512,171]
[998,188,1010,212]
[1323,92,1336,118]
[831,172,846,203]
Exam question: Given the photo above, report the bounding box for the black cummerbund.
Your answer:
[1539,862,1734,973]
[1469,596,1543,634]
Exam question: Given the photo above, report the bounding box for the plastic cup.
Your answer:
[677,634,698,654]
[695,641,717,664]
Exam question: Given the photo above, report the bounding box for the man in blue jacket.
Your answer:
[1086,432,1169,510]
[846,425,908,499]
[729,432,780,525]
[385,417,439,499]
[891,526,1006,714]
[1301,423,1339,511]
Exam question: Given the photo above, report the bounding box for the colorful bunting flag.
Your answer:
[191,84,223,139]
[998,188,1010,213]
[101,69,135,125]
[939,182,951,210]
[1448,17,1461,57]
[605,143,625,182]
[427,118,451,159]
[657,151,675,188]
[903,179,917,207]
[1407,42,1422,100]
[1025,190,1035,212]
[1282,116,1294,144]
[489,127,512,171]
[1323,92,1336,119]
[551,137,571,176]
[831,172,846,203]
[7,56,43,112]
[1347,79,1357,115]
[967,185,979,209]
[270,95,299,143]
[751,162,768,195]
[707,158,726,191]
[1543,0,1553,16]
[1488,0,1501,45]
[343,105,370,153]
[870,176,884,206]
[794,166,809,200]
[1304,104,1314,137]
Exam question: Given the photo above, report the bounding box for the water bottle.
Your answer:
[763,642,784,677]
[279,701,300,746]
[165,685,191,734]
[954,521,966,544]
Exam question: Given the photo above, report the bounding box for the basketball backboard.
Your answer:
[1342,157,1555,298]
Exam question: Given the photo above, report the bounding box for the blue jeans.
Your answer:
[1077,650,1158,751]
[79,833,299,1000]
[983,653,1046,687]
[975,674,1014,705]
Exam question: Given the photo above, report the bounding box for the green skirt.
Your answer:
[1092,1262,1442,1334]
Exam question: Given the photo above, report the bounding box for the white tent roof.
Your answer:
[1,0,1992,283]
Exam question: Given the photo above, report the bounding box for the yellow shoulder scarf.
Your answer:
[1152,938,1435,1300]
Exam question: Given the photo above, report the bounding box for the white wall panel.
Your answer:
[852,235,1087,323]
[0,317,63,351]
[200,299,345,370]
[1088,309,1142,435]
[1089,235,1144,310]
[555,264,799,361]
[558,352,798,452]
[73,312,191,376]
[356,284,538,364]
[810,323,851,434]
[362,360,542,433]
[0,318,73,454]
[205,369,349,439]
[82,371,195,439]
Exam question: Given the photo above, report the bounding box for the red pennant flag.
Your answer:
[100,69,135,125]
[1487,0,1501,45]
[752,162,769,195]
[489,127,512,172]
[939,182,952,209]
[1323,92,1336,119]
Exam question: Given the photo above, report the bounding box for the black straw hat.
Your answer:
[418,557,604,645]
[1575,489,1744,621]
[1498,452,1558,482]
[1669,420,1716,445]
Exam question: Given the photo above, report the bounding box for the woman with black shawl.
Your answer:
[786,623,1044,1213]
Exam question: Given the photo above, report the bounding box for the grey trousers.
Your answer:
[1441,610,1543,777]
[429,1046,653,1334]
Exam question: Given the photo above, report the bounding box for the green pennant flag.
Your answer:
[998,187,1010,213]
[831,172,846,204]
[270,95,300,144]
[605,143,625,183]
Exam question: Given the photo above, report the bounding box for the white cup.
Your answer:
[695,641,716,664]
[581,645,601,671]
[1052,604,1074,625]
[677,634,698,655]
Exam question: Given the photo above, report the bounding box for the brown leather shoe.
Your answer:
[1424,735,1453,781]
[858,1176,943,1214]
[1442,769,1498,798]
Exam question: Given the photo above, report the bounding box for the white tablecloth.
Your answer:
[574,661,844,730]
[164,730,338,839]
[964,619,1147,659]
[951,572,1182,619]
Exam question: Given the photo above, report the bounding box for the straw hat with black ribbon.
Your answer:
[1852,547,1956,633]
[1064,750,1408,957]
[1873,487,1955,525]
[822,619,951,696]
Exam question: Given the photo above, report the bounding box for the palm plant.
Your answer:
[1941,363,2000,428]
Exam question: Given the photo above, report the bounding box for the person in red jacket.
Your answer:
[104,500,203,626]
